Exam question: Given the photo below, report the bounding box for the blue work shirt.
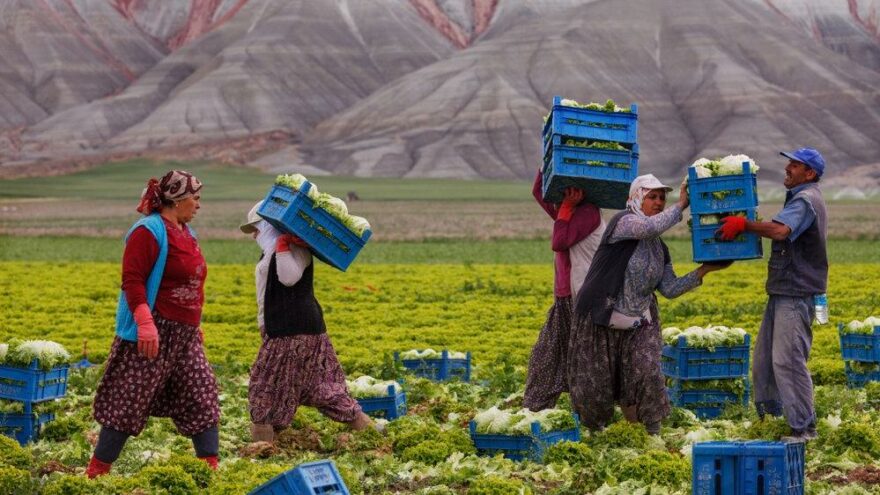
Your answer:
[772,183,816,241]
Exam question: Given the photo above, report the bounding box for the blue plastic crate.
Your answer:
[469,413,580,462]
[541,137,638,208]
[844,362,880,388]
[692,441,804,495]
[691,208,762,263]
[662,335,750,380]
[0,412,54,446]
[542,96,638,145]
[838,323,880,363]
[395,351,471,382]
[687,163,759,215]
[668,379,750,419]
[0,361,69,403]
[249,459,350,495]
[356,385,406,420]
[258,182,371,272]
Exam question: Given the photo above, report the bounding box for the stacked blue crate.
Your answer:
[257,181,371,271]
[249,459,350,495]
[541,96,638,209]
[469,413,581,462]
[663,335,750,419]
[356,385,407,420]
[839,323,880,387]
[394,351,471,382]
[692,441,804,495]
[688,163,762,263]
[0,360,68,445]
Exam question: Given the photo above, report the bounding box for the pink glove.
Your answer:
[133,304,159,359]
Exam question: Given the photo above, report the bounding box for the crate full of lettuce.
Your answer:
[469,406,580,461]
[346,376,406,420]
[541,97,638,209]
[258,174,372,271]
[686,155,762,262]
[840,317,880,387]
[395,349,471,382]
[0,340,70,403]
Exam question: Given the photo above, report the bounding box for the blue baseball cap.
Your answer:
[780,148,825,177]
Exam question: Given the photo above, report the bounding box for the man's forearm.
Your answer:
[745,220,790,241]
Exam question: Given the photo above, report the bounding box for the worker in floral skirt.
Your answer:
[87,171,220,477]
[240,202,372,444]
[523,169,605,411]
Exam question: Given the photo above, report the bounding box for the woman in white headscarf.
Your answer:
[568,175,731,434]
[240,202,373,445]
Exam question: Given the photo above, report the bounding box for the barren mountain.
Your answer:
[0,0,878,185]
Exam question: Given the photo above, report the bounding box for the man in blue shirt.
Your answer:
[718,148,828,441]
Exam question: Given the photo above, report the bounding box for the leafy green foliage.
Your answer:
[543,440,593,466]
[618,450,690,487]
[587,421,650,450]
[0,435,33,470]
[468,475,533,494]
[744,417,790,440]
[0,466,33,495]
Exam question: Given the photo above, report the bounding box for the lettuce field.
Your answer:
[2,259,880,494]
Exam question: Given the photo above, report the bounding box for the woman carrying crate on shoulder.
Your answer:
[569,175,731,434]
[240,202,374,444]
[523,169,606,411]
[87,171,220,478]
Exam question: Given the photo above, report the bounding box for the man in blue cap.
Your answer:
[718,147,828,441]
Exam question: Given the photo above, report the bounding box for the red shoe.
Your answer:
[198,455,218,470]
[85,456,112,478]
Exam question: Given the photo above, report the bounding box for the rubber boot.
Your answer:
[250,423,275,443]
[198,455,219,470]
[85,455,112,479]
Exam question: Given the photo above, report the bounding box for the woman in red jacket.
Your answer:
[87,170,220,477]
[523,170,605,411]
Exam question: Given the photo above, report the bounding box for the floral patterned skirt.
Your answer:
[93,314,220,436]
[523,296,572,411]
[248,332,361,426]
[567,304,669,429]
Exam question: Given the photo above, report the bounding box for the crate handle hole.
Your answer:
[758,474,764,495]
[715,474,721,494]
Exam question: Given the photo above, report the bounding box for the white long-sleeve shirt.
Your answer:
[255,246,312,329]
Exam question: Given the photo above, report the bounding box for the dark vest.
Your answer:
[575,211,670,325]
[264,254,326,338]
[765,183,828,297]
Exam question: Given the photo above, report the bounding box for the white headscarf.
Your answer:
[254,220,281,254]
[626,174,672,218]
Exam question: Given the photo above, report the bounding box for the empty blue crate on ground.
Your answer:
[692,441,804,495]
[356,385,406,420]
[395,350,471,382]
[662,335,750,380]
[258,182,371,271]
[838,323,880,362]
[691,208,762,263]
[542,96,638,145]
[0,361,69,403]
[541,136,638,209]
[249,459,350,495]
[469,414,580,462]
[667,379,750,419]
[688,163,759,215]
[0,412,54,446]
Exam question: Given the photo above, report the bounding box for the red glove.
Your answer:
[133,304,159,359]
[557,188,584,222]
[718,216,747,241]
[276,234,308,253]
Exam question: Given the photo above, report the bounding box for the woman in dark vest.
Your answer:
[569,175,731,434]
[240,202,372,444]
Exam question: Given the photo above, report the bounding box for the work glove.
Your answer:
[276,234,309,253]
[133,304,159,359]
[717,216,746,241]
[557,187,585,222]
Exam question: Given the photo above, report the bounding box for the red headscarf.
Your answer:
[136,170,203,215]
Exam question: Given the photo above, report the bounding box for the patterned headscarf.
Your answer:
[626,174,672,218]
[137,170,203,214]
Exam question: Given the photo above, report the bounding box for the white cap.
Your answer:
[240,201,263,234]
[629,174,673,196]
